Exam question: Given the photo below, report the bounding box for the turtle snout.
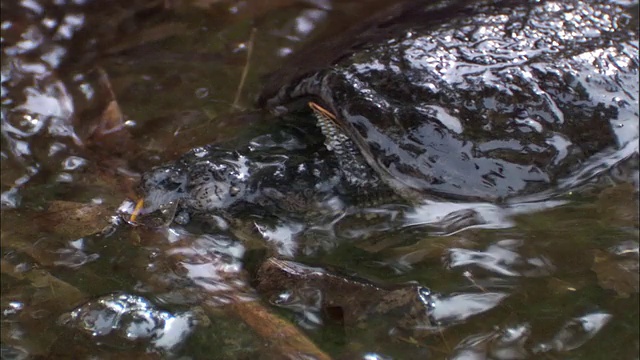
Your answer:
[185,160,249,212]
[140,166,187,193]
[135,166,188,223]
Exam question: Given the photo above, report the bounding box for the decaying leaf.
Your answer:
[97,100,125,135]
[596,183,639,227]
[38,200,112,238]
[255,258,433,335]
[591,249,639,298]
[0,269,84,357]
[1,259,86,308]
[85,67,139,152]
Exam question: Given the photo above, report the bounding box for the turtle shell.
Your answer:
[262,0,638,202]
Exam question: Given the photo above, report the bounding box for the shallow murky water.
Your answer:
[1,0,638,359]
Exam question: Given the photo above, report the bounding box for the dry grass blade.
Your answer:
[233,27,257,109]
[309,102,337,120]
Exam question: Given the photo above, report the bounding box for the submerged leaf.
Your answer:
[39,201,111,238]
[591,249,639,298]
[1,259,86,308]
[596,183,639,227]
[256,258,436,336]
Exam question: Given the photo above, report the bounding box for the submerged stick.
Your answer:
[229,300,333,360]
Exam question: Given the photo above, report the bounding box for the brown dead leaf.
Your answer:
[591,249,639,298]
[97,100,125,135]
[84,68,137,151]
[596,183,639,227]
[1,260,87,357]
[38,201,112,238]
[88,100,136,154]
[69,67,137,157]
[1,259,86,308]
[255,258,430,330]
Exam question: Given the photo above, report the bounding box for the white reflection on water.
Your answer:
[533,312,613,353]
[255,221,304,257]
[53,13,85,40]
[59,293,207,354]
[363,352,393,360]
[53,244,99,269]
[450,323,531,360]
[271,287,324,330]
[428,292,508,326]
[154,231,252,306]
[404,199,568,235]
[449,312,614,358]
[446,239,555,277]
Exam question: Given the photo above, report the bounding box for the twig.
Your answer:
[233,27,257,109]
[230,300,333,360]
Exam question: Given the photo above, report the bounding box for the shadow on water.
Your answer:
[1,0,638,359]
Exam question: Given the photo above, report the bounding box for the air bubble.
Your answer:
[195,87,209,99]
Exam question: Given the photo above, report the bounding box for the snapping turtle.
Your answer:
[136,0,638,225]
[261,0,638,203]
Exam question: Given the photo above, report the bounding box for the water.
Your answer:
[1,0,638,359]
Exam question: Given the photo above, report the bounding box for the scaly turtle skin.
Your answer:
[263,0,638,203]
[309,102,383,190]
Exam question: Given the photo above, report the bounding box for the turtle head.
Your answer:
[138,165,188,210]
[132,165,189,225]
[182,147,250,212]
[133,148,250,226]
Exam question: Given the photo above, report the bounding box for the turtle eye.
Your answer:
[229,186,241,197]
